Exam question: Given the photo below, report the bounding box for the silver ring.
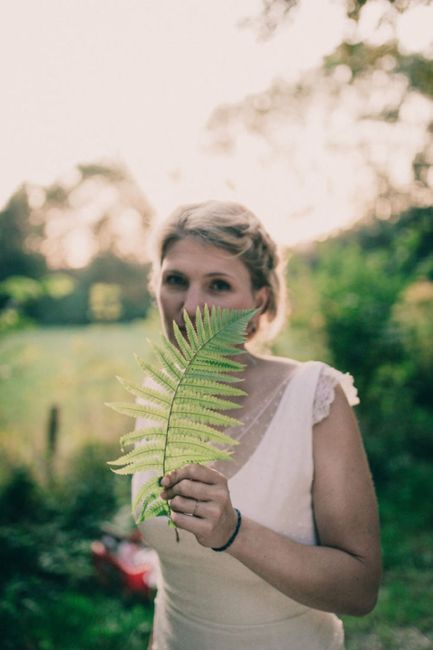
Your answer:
[192,500,199,517]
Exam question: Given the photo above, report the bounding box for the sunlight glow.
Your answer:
[0,0,430,257]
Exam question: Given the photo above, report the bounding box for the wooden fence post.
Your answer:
[46,404,60,482]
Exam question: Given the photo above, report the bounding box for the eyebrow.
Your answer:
[163,268,235,280]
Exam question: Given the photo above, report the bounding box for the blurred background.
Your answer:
[0,1,432,648]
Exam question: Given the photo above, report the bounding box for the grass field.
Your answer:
[1,322,432,649]
[0,317,163,472]
[17,591,154,650]
[343,569,433,649]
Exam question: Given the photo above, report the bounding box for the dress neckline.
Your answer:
[222,362,305,483]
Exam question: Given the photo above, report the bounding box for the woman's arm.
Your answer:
[227,385,382,615]
[160,385,382,616]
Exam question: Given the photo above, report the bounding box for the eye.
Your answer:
[209,278,231,292]
[164,273,187,287]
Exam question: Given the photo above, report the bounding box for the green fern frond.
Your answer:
[119,426,166,448]
[169,420,238,446]
[106,402,168,422]
[157,336,187,369]
[134,356,177,392]
[119,422,238,450]
[132,475,160,513]
[107,443,166,466]
[173,322,193,360]
[180,378,247,397]
[183,369,244,384]
[111,459,162,475]
[116,377,172,406]
[174,389,242,411]
[170,402,241,427]
[139,498,170,521]
[108,306,256,524]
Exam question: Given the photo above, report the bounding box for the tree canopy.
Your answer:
[209,0,433,227]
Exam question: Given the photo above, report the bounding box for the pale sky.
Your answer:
[1,0,431,255]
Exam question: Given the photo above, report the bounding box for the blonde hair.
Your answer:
[150,200,288,343]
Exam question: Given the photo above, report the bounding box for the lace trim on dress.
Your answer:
[211,372,293,479]
[312,364,360,425]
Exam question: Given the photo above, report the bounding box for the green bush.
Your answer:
[0,444,152,650]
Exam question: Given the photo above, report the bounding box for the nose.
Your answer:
[182,285,206,319]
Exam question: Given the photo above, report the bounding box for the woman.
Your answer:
[133,200,381,650]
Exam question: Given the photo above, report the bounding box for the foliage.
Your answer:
[315,244,402,394]
[21,160,153,268]
[6,591,153,650]
[89,282,123,321]
[26,253,152,325]
[392,279,433,372]
[209,0,433,222]
[0,272,76,335]
[0,444,154,650]
[284,205,433,499]
[108,306,255,523]
[240,0,429,39]
[342,570,433,649]
[0,187,47,282]
[0,161,154,328]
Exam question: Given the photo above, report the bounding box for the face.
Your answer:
[156,237,268,344]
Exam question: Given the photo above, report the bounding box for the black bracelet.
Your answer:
[211,508,242,552]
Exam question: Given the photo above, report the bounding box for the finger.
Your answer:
[169,495,203,517]
[171,510,210,536]
[161,463,224,489]
[170,497,217,520]
[161,478,219,502]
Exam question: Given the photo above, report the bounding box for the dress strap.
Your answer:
[312,363,359,425]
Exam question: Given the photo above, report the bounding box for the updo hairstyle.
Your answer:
[150,200,287,343]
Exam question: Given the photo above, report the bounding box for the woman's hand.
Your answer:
[160,463,237,549]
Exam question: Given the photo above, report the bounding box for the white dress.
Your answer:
[132,360,359,650]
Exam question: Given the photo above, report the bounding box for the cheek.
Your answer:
[156,291,171,318]
[157,289,182,325]
[229,288,257,309]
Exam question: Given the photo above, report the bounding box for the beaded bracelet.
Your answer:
[211,508,242,552]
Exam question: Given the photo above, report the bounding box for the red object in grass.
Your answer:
[91,534,159,599]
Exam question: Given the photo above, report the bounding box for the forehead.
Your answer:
[161,237,250,278]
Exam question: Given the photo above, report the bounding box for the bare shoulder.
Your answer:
[243,354,300,407]
[253,353,300,380]
[312,385,371,504]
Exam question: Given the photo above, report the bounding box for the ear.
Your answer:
[254,287,269,314]
[247,287,270,339]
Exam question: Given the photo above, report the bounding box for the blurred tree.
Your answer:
[239,1,433,40]
[285,205,433,482]
[88,283,123,321]
[0,161,154,326]
[0,274,75,334]
[27,253,152,325]
[311,205,432,382]
[0,187,47,281]
[316,243,403,394]
[82,252,151,322]
[27,160,154,269]
[393,279,433,368]
[209,0,433,223]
